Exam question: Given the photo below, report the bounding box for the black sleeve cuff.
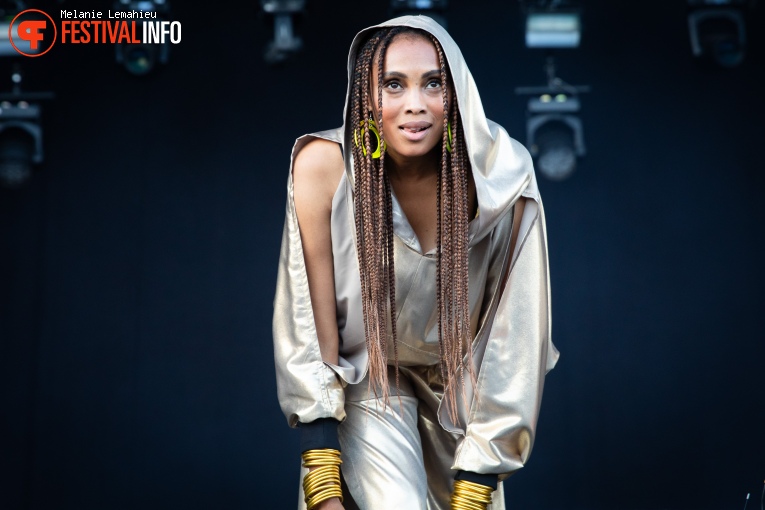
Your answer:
[298,418,341,453]
[454,470,498,490]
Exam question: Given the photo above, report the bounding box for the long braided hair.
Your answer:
[350,27,474,421]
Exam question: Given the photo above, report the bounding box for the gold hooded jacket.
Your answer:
[273,15,559,479]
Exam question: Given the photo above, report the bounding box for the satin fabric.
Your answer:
[272,14,559,508]
[297,366,506,510]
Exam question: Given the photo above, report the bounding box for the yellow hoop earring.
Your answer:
[353,119,385,159]
[446,120,453,153]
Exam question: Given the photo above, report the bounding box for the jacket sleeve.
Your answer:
[450,197,559,480]
[272,165,347,428]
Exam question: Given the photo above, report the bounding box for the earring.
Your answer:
[353,118,385,159]
[446,120,453,153]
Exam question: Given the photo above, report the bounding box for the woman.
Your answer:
[273,15,559,510]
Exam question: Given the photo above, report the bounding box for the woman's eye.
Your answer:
[385,81,402,90]
[426,80,442,89]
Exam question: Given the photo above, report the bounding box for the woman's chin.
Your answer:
[386,141,442,161]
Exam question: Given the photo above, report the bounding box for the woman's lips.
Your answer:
[399,122,432,142]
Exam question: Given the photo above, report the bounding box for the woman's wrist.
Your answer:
[301,448,343,510]
[454,470,498,490]
[450,478,494,510]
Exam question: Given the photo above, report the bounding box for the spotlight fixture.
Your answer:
[687,0,753,68]
[0,66,53,188]
[0,102,40,187]
[515,57,588,181]
[0,1,46,57]
[525,94,583,181]
[520,0,581,49]
[389,0,448,29]
[114,0,172,75]
[260,0,305,65]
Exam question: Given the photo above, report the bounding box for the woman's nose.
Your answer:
[404,88,427,113]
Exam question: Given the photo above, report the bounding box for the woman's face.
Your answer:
[370,33,450,162]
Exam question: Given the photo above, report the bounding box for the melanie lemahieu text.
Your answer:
[61,10,160,19]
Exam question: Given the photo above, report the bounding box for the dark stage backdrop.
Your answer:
[1,1,764,509]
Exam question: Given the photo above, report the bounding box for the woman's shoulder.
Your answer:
[293,138,343,181]
[292,137,345,210]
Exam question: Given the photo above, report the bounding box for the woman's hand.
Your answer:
[313,497,344,510]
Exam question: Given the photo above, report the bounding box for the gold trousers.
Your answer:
[297,366,505,510]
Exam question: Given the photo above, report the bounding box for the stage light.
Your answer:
[390,0,449,29]
[526,96,583,181]
[0,115,38,188]
[521,0,581,49]
[0,67,53,188]
[0,28,39,57]
[114,0,172,75]
[687,0,750,68]
[0,1,48,57]
[260,0,305,65]
[0,96,42,189]
[516,57,588,182]
[526,12,580,48]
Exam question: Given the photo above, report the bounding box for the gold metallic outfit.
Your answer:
[273,16,559,510]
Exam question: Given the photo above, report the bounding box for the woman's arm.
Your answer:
[292,139,346,510]
[450,196,559,480]
[292,138,345,365]
[272,137,347,429]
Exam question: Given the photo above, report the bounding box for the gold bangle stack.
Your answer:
[301,448,343,510]
[450,479,494,510]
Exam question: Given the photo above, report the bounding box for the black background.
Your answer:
[1,1,764,509]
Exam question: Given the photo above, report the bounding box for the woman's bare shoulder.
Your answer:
[292,138,345,207]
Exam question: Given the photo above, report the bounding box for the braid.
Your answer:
[376,29,403,402]
[352,31,385,401]
[350,28,474,420]
[373,29,396,405]
[431,35,474,421]
[351,28,402,406]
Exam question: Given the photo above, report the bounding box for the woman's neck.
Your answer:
[385,147,440,182]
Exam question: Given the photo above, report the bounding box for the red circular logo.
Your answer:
[9,9,57,57]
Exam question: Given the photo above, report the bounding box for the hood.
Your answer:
[340,15,539,244]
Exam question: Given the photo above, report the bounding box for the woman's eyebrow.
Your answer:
[382,70,442,79]
[382,71,408,79]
